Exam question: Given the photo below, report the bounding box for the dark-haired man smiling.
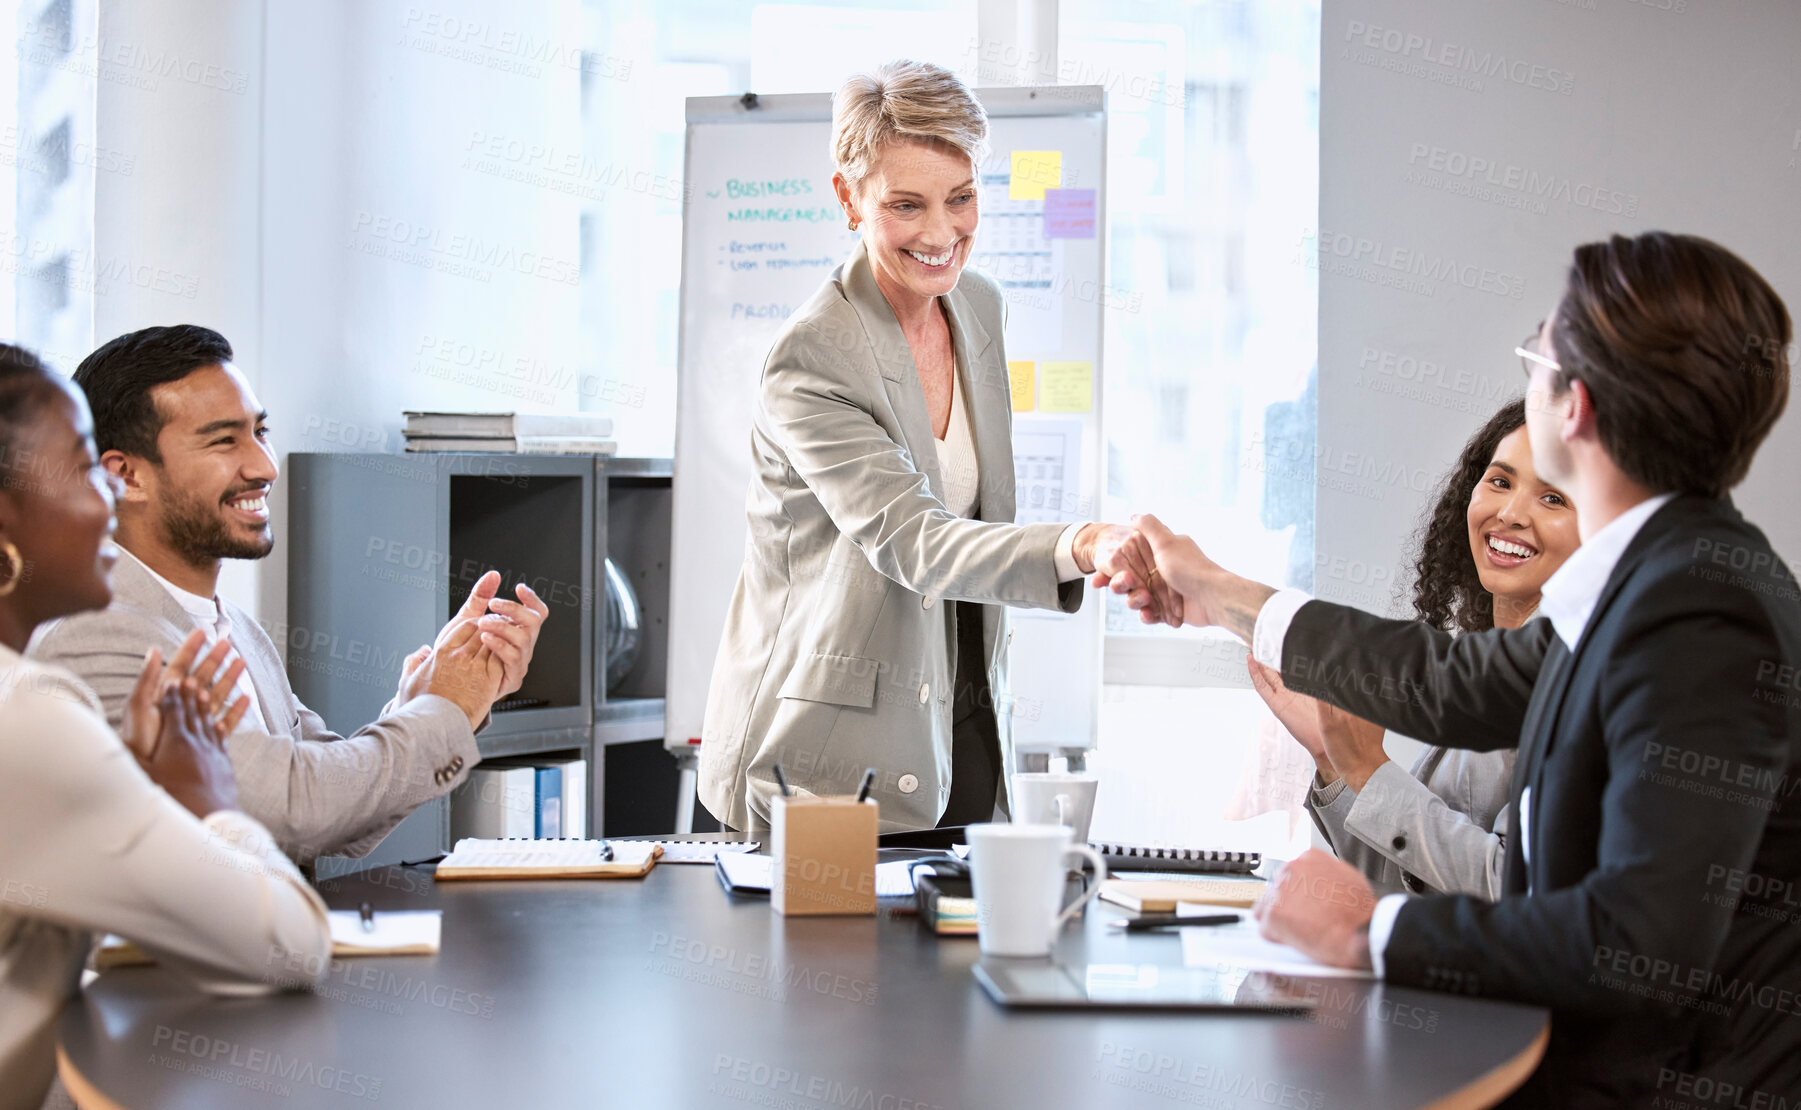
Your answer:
[30,325,550,865]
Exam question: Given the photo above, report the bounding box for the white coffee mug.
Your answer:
[1011,772,1099,845]
[966,822,1108,958]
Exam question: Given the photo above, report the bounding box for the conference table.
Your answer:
[57,841,1548,1109]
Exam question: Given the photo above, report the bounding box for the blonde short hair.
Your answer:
[830,60,989,189]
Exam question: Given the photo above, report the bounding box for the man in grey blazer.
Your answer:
[29,325,549,866]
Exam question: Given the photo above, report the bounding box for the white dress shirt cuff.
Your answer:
[1250,587,1313,667]
[1367,893,1408,979]
[1054,523,1085,582]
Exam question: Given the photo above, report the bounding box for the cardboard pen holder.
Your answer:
[771,795,879,916]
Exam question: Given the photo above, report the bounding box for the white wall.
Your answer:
[92,0,265,603]
[1318,0,1801,611]
[94,0,585,632]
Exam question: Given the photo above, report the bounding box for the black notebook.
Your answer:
[1089,841,1260,875]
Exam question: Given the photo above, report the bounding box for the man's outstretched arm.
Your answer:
[1095,514,1548,750]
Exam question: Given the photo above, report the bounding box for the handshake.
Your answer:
[1074,515,1277,642]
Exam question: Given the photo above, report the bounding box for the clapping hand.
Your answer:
[128,669,245,820]
[415,617,506,730]
[1246,657,1390,790]
[444,570,550,700]
[122,628,255,760]
[399,570,551,711]
[1246,654,1335,776]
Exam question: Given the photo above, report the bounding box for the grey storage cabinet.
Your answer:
[287,452,673,875]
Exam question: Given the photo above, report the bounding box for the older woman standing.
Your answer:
[700,61,1167,833]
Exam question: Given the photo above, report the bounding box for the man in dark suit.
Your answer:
[1096,232,1800,1105]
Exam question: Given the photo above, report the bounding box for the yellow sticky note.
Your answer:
[1009,150,1062,200]
[1007,361,1036,411]
[1039,361,1093,413]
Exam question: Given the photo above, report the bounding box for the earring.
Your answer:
[847,215,859,231]
[0,542,21,598]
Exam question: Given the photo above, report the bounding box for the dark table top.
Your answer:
[59,851,1547,1110]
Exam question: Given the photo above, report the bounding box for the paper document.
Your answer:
[976,174,1064,356]
[1011,418,1085,545]
[873,861,918,896]
[1179,906,1375,980]
[715,854,918,896]
[638,840,760,864]
[328,910,443,955]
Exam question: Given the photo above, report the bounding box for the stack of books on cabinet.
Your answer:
[403,411,618,455]
[450,758,588,840]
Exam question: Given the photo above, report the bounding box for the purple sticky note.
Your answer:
[1043,188,1096,239]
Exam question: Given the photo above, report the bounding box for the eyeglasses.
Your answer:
[1515,331,1561,380]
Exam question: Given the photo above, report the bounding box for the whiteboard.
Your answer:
[667,87,1107,763]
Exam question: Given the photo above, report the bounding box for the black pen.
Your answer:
[359,902,376,934]
[773,764,791,798]
[855,767,876,804]
[1111,913,1240,932]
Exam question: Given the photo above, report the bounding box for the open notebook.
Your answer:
[97,911,442,968]
[434,838,661,880]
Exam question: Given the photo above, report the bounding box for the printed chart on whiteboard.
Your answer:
[983,152,1100,613]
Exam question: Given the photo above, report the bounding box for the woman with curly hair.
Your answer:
[1250,398,1578,897]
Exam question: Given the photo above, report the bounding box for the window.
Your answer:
[2,0,97,371]
[1061,0,1321,680]
[578,0,972,458]
[1061,1,1320,859]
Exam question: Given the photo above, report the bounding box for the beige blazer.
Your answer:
[699,241,1082,833]
[0,644,329,1110]
[29,552,479,866]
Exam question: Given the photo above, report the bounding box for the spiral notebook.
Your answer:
[1089,841,1260,875]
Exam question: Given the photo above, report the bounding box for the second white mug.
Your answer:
[1011,772,1099,845]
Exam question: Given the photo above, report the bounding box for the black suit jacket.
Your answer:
[1281,495,1801,1106]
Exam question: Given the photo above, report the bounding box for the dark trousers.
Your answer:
[937,600,1002,828]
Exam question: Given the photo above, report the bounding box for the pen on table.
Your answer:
[359,902,376,934]
[773,764,791,798]
[855,767,876,804]
[1110,913,1240,932]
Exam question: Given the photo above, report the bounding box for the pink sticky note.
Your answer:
[1043,188,1096,239]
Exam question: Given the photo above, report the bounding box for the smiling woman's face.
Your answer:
[1465,425,1579,607]
[0,382,121,629]
[837,139,979,309]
